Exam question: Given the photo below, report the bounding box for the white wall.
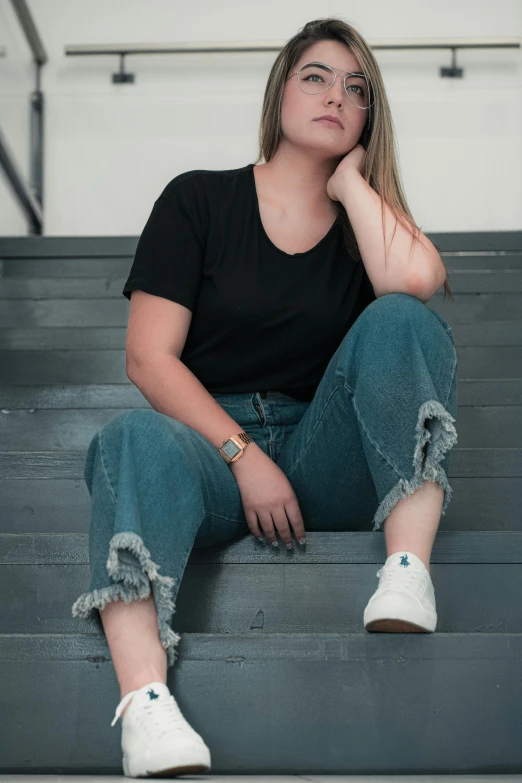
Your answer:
[0,0,521,236]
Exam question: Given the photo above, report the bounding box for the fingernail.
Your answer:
[257,536,264,542]
[272,540,279,547]
[286,543,293,550]
[299,537,306,545]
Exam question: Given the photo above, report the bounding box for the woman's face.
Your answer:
[281,40,370,158]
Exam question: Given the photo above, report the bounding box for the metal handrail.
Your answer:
[64,36,521,82]
[64,36,522,53]
[0,128,43,234]
[0,0,47,234]
[10,0,48,64]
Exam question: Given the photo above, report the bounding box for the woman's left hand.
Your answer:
[326,143,367,202]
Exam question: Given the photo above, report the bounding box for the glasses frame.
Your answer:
[289,61,375,110]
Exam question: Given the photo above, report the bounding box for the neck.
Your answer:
[257,143,343,210]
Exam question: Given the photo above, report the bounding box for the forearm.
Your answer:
[127,355,260,468]
[338,168,445,299]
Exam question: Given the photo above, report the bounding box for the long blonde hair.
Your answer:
[254,17,454,302]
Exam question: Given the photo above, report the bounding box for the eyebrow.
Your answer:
[305,61,365,77]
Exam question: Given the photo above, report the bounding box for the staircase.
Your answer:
[1,233,521,775]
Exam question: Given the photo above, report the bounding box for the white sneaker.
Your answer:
[363,550,437,633]
[111,681,211,778]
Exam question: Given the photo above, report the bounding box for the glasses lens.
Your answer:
[344,74,372,109]
[298,63,335,94]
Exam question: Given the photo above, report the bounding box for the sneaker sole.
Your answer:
[144,763,210,777]
[123,750,211,777]
[365,618,433,633]
[363,594,437,632]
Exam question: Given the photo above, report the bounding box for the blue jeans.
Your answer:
[71,293,458,668]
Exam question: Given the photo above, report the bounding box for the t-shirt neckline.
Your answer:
[248,162,339,258]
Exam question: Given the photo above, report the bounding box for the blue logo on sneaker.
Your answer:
[147,688,159,701]
[399,554,411,568]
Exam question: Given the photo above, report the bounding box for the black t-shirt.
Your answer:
[122,162,376,402]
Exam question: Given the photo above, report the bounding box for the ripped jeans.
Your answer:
[71,293,458,668]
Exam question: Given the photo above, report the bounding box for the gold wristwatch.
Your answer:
[218,432,253,464]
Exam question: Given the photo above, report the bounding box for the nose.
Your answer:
[327,75,345,105]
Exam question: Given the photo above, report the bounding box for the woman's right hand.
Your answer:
[229,442,306,548]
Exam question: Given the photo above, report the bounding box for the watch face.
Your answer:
[222,439,241,459]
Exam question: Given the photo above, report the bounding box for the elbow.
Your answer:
[405,258,446,303]
[126,355,143,383]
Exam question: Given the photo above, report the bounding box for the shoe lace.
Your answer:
[376,566,427,600]
[138,695,190,741]
[111,690,190,739]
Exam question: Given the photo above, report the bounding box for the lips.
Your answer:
[314,115,343,129]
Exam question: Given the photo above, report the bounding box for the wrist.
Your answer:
[228,441,261,471]
[337,167,365,207]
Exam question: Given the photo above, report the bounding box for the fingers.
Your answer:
[245,510,265,542]
[284,497,307,544]
[267,507,293,548]
[247,506,306,548]
[258,509,280,546]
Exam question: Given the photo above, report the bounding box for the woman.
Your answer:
[71,17,457,778]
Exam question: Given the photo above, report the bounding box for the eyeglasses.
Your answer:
[289,61,374,110]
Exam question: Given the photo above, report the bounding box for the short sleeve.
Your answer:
[122,174,207,311]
